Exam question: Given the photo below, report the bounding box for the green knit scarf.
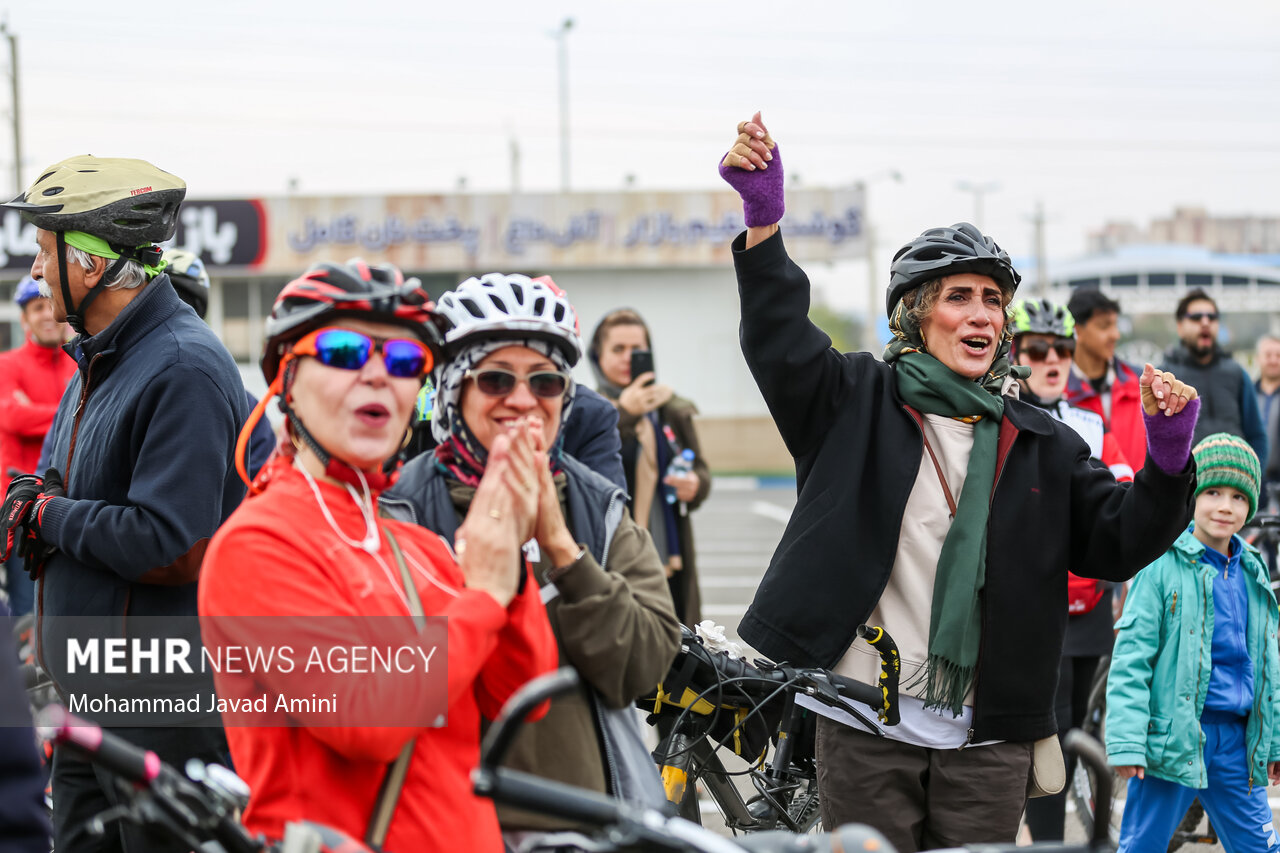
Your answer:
[882,298,1024,715]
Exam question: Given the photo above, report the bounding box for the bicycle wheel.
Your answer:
[1072,658,1125,845]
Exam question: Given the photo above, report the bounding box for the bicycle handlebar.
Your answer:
[38,704,163,787]
[685,623,900,726]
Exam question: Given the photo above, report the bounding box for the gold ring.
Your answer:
[488,509,501,520]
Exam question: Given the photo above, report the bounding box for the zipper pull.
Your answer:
[1171,591,1177,616]
[958,728,975,750]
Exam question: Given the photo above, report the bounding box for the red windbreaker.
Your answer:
[0,337,75,490]
[199,459,557,852]
[1066,359,1148,472]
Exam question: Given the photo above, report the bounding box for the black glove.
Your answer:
[42,467,65,498]
[2,474,43,561]
[3,470,63,578]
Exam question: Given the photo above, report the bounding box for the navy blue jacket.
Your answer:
[36,277,248,696]
[563,386,626,493]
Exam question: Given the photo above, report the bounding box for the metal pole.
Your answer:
[1034,200,1049,297]
[2,23,20,195]
[956,180,999,231]
[555,18,573,193]
[866,216,880,354]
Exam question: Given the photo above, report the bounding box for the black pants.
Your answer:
[51,726,227,853]
[1023,654,1103,841]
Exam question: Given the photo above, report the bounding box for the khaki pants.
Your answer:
[815,716,1033,853]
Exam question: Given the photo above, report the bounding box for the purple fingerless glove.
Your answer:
[1144,397,1201,475]
[719,144,785,227]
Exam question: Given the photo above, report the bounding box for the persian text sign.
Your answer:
[260,187,866,272]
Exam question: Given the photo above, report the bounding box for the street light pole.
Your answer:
[553,18,574,193]
[955,180,1000,230]
[861,170,903,354]
[0,21,21,196]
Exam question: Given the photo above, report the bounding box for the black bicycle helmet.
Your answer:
[886,222,1020,316]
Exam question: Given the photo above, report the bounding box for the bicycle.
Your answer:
[1071,655,1220,853]
[476,666,1118,853]
[637,623,900,835]
[34,704,379,853]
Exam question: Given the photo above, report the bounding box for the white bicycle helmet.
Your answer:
[435,273,583,365]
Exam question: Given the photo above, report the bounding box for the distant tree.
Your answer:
[809,303,867,353]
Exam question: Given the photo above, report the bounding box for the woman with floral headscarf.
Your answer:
[381,273,680,840]
[717,113,1203,852]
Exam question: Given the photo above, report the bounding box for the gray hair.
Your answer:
[64,244,148,291]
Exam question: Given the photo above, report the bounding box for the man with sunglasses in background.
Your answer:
[1160,288,1267,465]
[1010,298,1134,844]
[0,157,248,853]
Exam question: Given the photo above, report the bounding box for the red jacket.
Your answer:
[0,337,75,490]
[199,459,557,852]
[1066,359,1148,472]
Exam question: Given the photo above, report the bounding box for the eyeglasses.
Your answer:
[1185,312,1219,323]
[290,327,433,378]
[464,367,571,399]
[1019,338,1075,361]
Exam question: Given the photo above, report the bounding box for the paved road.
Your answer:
[686,477,1250,850]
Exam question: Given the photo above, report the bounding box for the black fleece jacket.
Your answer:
[733,230,1196,743]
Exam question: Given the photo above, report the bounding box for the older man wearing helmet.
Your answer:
[0,275,74,617]
[0,156,249,853]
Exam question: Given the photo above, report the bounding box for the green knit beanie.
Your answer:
[1192,432,1261,521]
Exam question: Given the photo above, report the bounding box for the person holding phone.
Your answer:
[588,308,711,626]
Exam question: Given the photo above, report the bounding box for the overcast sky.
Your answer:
[7,0,1278,311]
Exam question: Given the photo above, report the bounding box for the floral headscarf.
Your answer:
[431,338,576,487]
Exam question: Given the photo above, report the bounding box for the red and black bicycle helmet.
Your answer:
[237,259,443,492]
[261,259,443,385]
[886,222,1021,316]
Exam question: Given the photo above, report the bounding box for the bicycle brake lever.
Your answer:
[87,804,134,836]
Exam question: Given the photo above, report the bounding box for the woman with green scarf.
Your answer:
[718,113,1202,852]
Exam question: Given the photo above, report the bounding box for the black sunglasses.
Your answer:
[1184,311,1219,323]
[1019,338,1075,361]
[464,367,571,399]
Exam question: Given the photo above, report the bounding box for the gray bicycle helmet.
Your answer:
[163,248,211,319]
[886,222,1020,316]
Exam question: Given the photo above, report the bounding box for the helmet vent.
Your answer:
[41,187,64,196]
[552,304,566,322]
[532,296,546,316]
[489,296,508,313]
[509,282,523,302]
[460,297,485,319]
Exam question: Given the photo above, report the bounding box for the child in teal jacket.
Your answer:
[1106,433,1280,853]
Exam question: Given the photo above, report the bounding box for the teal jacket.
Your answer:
[1105,528,1280,789]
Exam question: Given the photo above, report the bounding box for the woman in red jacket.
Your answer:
[198,260,556,852]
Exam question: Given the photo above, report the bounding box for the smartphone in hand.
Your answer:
[630,350,655,386]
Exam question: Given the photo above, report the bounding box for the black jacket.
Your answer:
[733,230,1196,742]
